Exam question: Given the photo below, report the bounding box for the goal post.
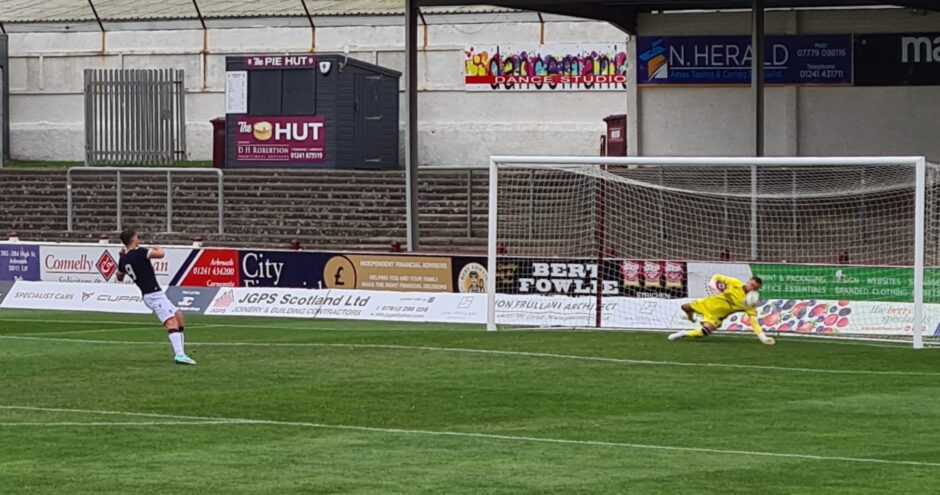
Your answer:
[487,155,933,349]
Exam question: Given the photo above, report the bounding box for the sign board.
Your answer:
[323,254,454,292]
[637,35,852,85]
[0,244,40,281]
[225,71,248,114]
[495,258,688,298]
[204,287,485,324]
[0,281,150,314]
[245,55,317,70]
[234,116,326,163]
[40,245,192,286]
[465,44,629,91]
[854,33,940,86]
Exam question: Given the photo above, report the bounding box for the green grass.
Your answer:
[1,309,939,494]
[2,161,213,170]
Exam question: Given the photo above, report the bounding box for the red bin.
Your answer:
[210,117,226,169]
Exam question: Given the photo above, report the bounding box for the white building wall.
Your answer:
[6,14,627,165]
[5,8,940,164]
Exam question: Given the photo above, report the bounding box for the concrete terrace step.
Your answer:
[2,168,490,252]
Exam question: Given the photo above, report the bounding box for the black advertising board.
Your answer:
[495,258,688,299]
[854,33,940,86]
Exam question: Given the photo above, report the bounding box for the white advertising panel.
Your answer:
[0,281,150,314]
[205,288,486,324]
[39,244,193,285]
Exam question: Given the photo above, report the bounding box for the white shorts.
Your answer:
[143,291,178,324]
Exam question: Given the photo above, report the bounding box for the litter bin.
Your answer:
[603,114,627,156]
[211,117,226,168]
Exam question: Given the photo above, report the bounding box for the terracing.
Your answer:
[0,168,488,252]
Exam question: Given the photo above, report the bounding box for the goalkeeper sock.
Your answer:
[687,329,706,338]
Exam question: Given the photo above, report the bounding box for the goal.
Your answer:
[485,156,937,349]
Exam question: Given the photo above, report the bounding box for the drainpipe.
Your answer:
[300,0,317,52]
[87,0,106,53]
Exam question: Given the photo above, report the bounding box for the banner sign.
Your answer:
[637,35,852,85]
[452,257,488,294]
[0,281,150,314]
[323,254,455,292]
[0,244,40,281]
[164,287,219,315]
[750,264,940,303]
[245,55,317,70]
[239,251,327,288]
[495,258,688,298]
[495,294,681,328]
[854,33,940,86]
[40,245,193,285]
[204,287,485,324]
[171,249,240,287]
[465,44,629,92]
[234,116,326,163]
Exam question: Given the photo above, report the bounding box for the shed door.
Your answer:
[354,74,386,167]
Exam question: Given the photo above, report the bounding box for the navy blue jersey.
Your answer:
[118,247,161,295]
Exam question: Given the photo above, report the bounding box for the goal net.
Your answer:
[486,156,937,348]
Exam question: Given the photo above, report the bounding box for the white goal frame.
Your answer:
[486,155,929,349]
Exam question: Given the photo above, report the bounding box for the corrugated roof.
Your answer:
[0,0,516,23]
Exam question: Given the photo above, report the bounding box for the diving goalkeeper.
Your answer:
[668,274,775,346]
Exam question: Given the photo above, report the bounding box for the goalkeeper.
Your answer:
[668,274,775,346]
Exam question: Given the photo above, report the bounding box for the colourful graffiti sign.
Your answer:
[465,44,629,92]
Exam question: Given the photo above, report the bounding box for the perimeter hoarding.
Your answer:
[39,245,193,285]
[4,280,940,336]
[0,244,40,281]
[0,281,150,314]
[204,287,485,324]
[495,258,688,298]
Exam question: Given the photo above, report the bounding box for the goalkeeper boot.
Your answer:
[667,330,687,341]
[174,354,197,365]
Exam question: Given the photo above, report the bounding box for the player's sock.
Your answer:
[687,328,706,338]
[168,329,185,356]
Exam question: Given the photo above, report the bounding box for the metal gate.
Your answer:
[84,69,186,166]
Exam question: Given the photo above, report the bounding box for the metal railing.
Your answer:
[66,167,224,234]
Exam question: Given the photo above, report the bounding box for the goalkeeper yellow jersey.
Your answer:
[690,275,761,332]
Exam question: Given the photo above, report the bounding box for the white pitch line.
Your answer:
[0,421,237,427]
[0,405,936,468]
[1,334,936,377]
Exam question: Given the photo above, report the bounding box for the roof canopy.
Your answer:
[0,0,512,24]
[412,0,940,33]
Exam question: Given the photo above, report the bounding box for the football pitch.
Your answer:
[1,309,939,494]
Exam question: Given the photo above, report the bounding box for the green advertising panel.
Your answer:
[751,264,940,303]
